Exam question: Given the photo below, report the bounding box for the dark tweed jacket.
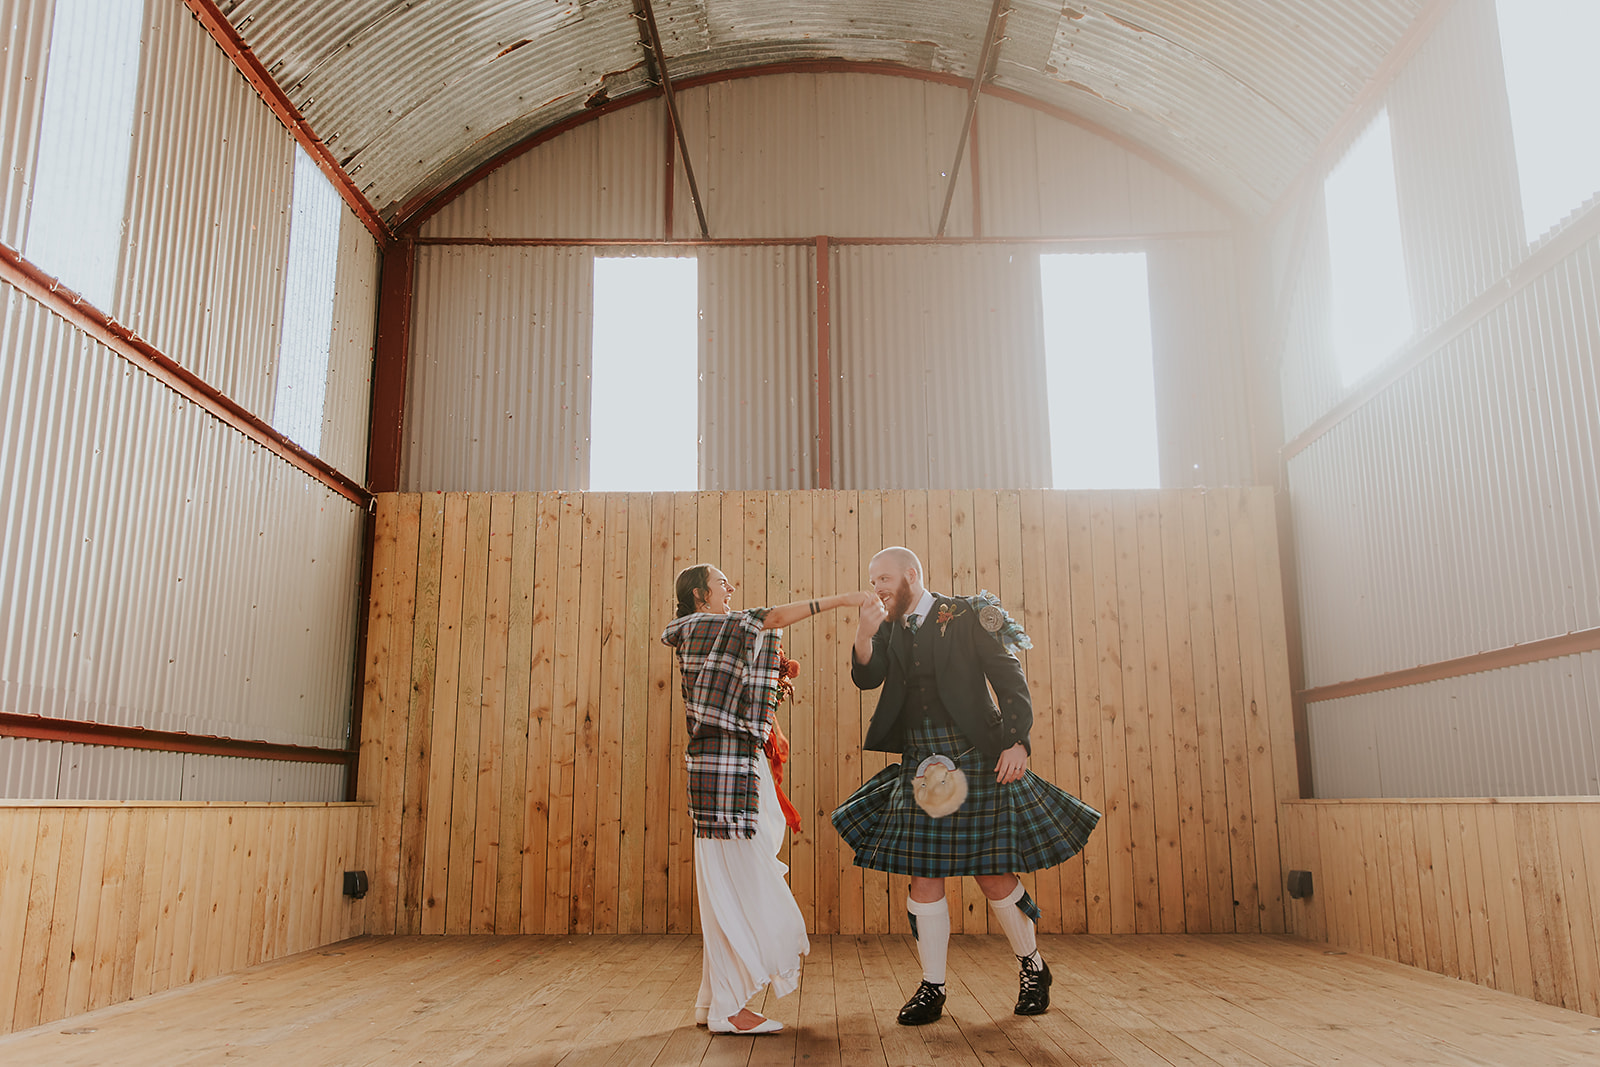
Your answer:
[850,593,1033,760]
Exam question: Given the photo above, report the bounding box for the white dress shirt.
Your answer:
[904,589,936,630]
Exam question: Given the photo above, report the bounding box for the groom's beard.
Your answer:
[884,578,915,623]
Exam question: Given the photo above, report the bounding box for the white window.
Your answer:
[1324,108,1413,386]
[25,0,144,308]
[1039,252,1160,490]
[271,147,343,454]
[589,256,698,491]
[1495,0,1600,244]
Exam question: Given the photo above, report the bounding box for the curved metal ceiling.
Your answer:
[215,0,1438,229]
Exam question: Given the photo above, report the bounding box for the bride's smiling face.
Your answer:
[698,567,736,614]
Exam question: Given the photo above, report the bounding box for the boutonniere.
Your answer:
[935,602,964,636]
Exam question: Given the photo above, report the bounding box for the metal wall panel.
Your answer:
[0,0,53,250]
[978,96,1228,237]
[1277,193,1343,443]
[182,752,344,802]
[420,68,1232,242]
[0,737,62,799]
[0,738,345,801]
[1388,0,1524,335]
[1146,237,1255,488]
[115,0,296,422]
[1289,233,1600,688]
[321,208,379,478]
[1306,650,1600,798]
[673,73,974,240]
[833,244,1051,490]
[701,245,815,489]
[0,282,366,776]
[402,244,595,491]
[421,102,667,240]
[52,743,187,801]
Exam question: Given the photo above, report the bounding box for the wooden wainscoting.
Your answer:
[357,489,1298,941]
[0,802,367,1036]
[1280,798,1600,1015]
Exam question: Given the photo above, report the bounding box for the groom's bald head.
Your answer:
[868,546,924,622]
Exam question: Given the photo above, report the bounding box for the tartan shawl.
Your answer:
[661,608,779,839]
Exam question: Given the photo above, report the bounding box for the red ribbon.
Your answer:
[764,733,803,834]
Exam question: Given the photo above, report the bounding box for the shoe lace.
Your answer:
[909,980,944,1005]
[1018,956,1045,992]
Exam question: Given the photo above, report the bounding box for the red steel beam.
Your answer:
[366,237,416,493]
[814,235,833,489]
[414,231,1228,248]
[0,712,353,765]
[180,0,390,245]
[1,242,371,508]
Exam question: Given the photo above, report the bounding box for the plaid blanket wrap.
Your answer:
[661,608,779,839]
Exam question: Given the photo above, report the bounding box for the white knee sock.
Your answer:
[907,896,951,985]
[989,881,1041,966]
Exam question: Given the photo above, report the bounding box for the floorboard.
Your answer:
[3,935,1597,1066]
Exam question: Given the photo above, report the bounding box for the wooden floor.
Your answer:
[3,934,1598,1066]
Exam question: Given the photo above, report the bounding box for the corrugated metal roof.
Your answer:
[217,0,1434,226]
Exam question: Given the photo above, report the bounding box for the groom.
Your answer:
[832,546,1100,1026]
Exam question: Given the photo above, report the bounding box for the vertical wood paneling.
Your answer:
[1284,798,1600,1016]
[0,802,366,1037]
[358,488,1293,942]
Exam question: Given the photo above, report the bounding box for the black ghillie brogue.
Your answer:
[897,980,947,1025]
[1014,955,1052,1015]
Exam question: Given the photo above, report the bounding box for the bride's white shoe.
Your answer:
[694,1005,709,1026]
[708,1013,783,1034]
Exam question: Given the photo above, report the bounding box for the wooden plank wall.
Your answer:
[357,488,1298,940]
[1281,798,1600,1016]
[0,802,367,1036]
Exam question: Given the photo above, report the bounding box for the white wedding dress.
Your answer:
[693,755,810,1023]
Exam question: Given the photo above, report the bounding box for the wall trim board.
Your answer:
[1300,626,1600,704]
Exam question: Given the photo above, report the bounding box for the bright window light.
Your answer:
[590,257,698,491]
[1495,0,1600,243]
[1325,108,1413,385]
[271,147,343,454]
[1039,252,1160,490]
[24,0,144,307]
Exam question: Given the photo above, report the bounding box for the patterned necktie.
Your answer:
[905,612,920,635]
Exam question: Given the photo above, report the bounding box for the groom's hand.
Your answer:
[994,743,1028,784]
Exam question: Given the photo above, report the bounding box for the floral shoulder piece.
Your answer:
[967,590,1032,653]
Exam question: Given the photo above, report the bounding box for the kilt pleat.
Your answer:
[831,720,1100,878]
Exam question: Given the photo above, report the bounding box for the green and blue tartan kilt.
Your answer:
[832,720,1101,879]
